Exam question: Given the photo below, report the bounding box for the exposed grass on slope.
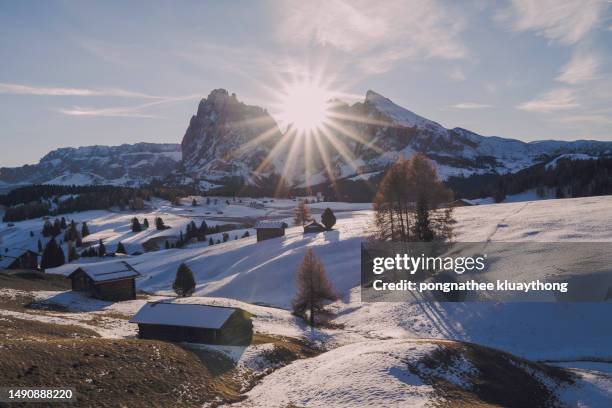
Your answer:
[409,341,575,408]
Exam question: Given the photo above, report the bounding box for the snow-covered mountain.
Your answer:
[3,89,612,191]
[180,89,612,188]
[181,89,284,184]
[0,143,181,187]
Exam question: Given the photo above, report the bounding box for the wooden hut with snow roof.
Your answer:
[67,261,140,301]
[130,302,253,345]
[0,248,38,270]
[254,220,288,242]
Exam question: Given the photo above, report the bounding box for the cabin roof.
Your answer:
[68,261,140,283]
[254,220,287,229]
[129,302,237,329]
[0,248,38,268]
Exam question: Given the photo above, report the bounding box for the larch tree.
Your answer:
[373,154,454,242]
[293,200,312,226]
[292,248,338,327]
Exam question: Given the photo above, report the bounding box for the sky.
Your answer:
[1,0,611,167]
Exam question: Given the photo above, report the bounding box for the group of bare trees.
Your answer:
[373,154,455,242]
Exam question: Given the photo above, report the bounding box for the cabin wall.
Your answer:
[7,252,38,270]
[70,270,93,292]
[138,324,221,343]
[219,310,253,345]
[256,228,285,242]
[93,279,135,301]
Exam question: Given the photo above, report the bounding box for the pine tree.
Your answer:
[155,217,166,230]
[143,218,149,229]
[321,208,336,230]
[81,222,90,237]
[42,220,53,237]
[68,241,79,262]
[208,237,214,246]
[60,217,67,229]
[97,239,106,257]
[164,240,170,249]
[131,217,142,232]
[294,201,311,226]
[222,232,229,242]
[52,219,62,236]
[173,263,196,297]
[192,198,198,206]
[292,249,337,327]
[242,231,250,238]
[116,241,126,254]
[41,237,65,269]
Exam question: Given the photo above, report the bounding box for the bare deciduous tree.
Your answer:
[292,248,338,326]
[374,154,454,242]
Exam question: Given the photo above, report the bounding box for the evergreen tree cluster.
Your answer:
[40,237,65,269]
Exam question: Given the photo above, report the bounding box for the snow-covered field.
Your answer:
[3,195,612,406]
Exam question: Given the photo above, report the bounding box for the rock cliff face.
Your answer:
[181,89,284,183]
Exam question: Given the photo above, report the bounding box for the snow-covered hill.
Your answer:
[0,142,181,187]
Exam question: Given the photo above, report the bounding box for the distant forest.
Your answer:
[1,182,198,222]
[2,157,612,221]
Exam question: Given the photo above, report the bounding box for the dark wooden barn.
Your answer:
[67,261,140,301]
[254,220,288,242]
[130,302,253,345]
[0,248,38,270]
[303,220,326,233]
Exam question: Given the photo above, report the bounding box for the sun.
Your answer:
[278,81,332,134]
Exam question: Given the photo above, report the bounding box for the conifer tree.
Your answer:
[97,239,106,257]
[172,263,196,297]
[60,217,67,229]
[294,201,312,226]
[81,222,90,237]
[321,208,336,230]
[116,241,126,254]
[292,248,337,326]
[131,217,142,232]
[41,237,65,269]
[208,237,214,246]
[143,218,149,229]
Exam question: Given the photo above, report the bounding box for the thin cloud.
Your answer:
[0,83,159,99]
[54,94,201,119]
[449,102,493,109]
[556,51,600,84]
[276,0,467,74]
[517,88,578,112]
[497,0,606,45]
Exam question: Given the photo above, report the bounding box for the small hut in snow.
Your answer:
[67,261,140,301]
[303,220,326,234]
[130,302,253,345]
[0,248,38,270]
[254,220,288,242]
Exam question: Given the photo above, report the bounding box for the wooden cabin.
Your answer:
[0,248,38,270]
[303,220,326,233]
[130,302,253,345]
[67,261,140,301]
[254,220,288,242]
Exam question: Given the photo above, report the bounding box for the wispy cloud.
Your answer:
[54,95,200,119]
[0,82,159,99]
[449,102,492,109]
[556,50,601,84]
[517,88,578,112]
[276,0,467,74]
[497,0,606,45]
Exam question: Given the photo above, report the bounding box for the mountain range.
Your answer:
[2,89,611,191]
